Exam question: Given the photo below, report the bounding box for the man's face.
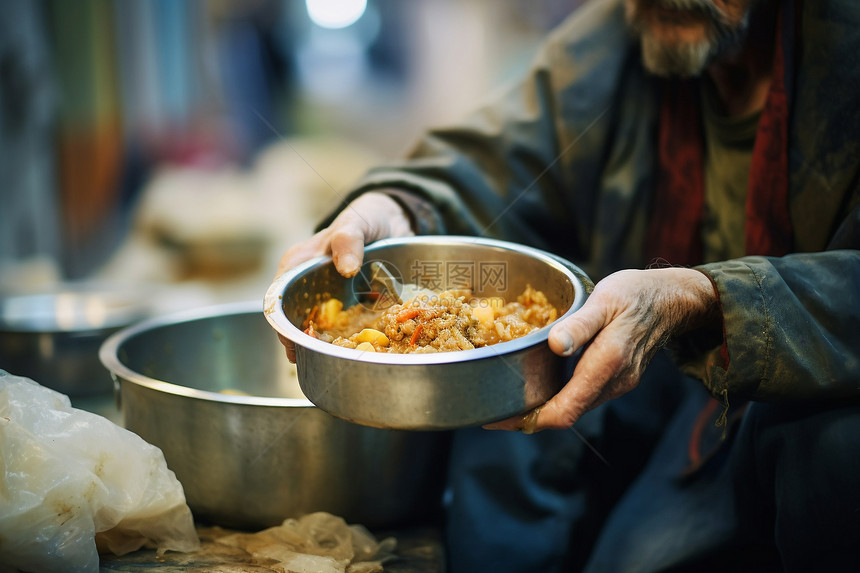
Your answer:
[625,0,757,77]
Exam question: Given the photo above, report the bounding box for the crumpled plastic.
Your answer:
[212,512,397,573]
[0,370,200,573]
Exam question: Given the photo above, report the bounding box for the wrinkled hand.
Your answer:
[485,268,720,432]
[276,191,414,362]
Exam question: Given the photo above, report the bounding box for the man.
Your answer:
[279,0,860,570]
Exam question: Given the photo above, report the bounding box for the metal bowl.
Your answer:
[264,236,593,430]
[0,284,150,396]
[99,301,448,531]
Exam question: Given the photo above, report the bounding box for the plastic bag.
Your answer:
[0,370,200,573]
[213,512,396,573]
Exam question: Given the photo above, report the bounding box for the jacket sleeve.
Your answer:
[679,205,860,402]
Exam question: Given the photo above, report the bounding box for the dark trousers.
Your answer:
[444,351,860,572]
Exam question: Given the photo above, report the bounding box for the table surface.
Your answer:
[99,526,445,573]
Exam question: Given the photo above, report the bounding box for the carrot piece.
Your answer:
[303,324,319,339]
[397,308,421,322]
[410,323,424,346]
[302,305,319,330]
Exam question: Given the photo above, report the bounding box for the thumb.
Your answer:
[329,226,367,278]
[548,299,607,356]
[276,229,332,277]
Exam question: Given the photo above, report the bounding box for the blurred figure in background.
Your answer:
[277,0,860,571]
[0,0,61,289]
[1,0,555,293]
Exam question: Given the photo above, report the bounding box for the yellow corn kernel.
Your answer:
[355,341,376,352]
[354,328,390,347]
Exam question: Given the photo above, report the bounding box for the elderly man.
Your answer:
[278,0,860,570]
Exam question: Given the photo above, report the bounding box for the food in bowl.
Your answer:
[303,285,558,354]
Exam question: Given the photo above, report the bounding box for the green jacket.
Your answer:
[326,0,860,402]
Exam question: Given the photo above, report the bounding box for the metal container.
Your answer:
[264,236,593,430]
[99,302,448,531]
[0,284,149,396]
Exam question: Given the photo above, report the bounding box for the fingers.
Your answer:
[482,415,525,432]
[278,333,297,364]
[482,406,542,432]
[274,205,372,279]
[534,370,604,430]
[540,315,643,429]
[276,229,331,277]
[330,226,366,277]
[327,191,415,276]
[548,297,607,356]
[281,192,413,279]
[483,300,615,433]
[275,212,371,279]
[487,315,617,433]
[506,296,631,431]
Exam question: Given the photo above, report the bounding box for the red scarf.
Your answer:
[646,6,793,266]
[644,5,799,473]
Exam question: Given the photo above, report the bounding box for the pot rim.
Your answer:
[264,235,588,366]
[0,282,151,333]
[99,300,314,408]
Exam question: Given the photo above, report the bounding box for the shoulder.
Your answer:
[528,0,644,116]
[542,0,635,67]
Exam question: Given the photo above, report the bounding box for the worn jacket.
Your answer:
[325,0,860,402]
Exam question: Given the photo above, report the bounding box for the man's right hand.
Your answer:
[276,191,415,361]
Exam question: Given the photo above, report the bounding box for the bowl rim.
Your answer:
[99,300,314,408]
[264,235,588,365]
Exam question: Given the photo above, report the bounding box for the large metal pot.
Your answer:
[0,284,149,396]
[265,236,593,430]
[99,301,449,531]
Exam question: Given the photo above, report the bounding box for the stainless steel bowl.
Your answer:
[264,236,593,430]
[99,301,448,531]
[0,284,149,396]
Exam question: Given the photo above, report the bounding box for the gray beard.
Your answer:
[639,30,714,77]
[628,0,751,78]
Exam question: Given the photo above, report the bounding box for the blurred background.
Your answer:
[0,0,584,314]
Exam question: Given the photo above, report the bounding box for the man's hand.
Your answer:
[486,267,720,432]
[277,191,414,277]
[276,191,414,361]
